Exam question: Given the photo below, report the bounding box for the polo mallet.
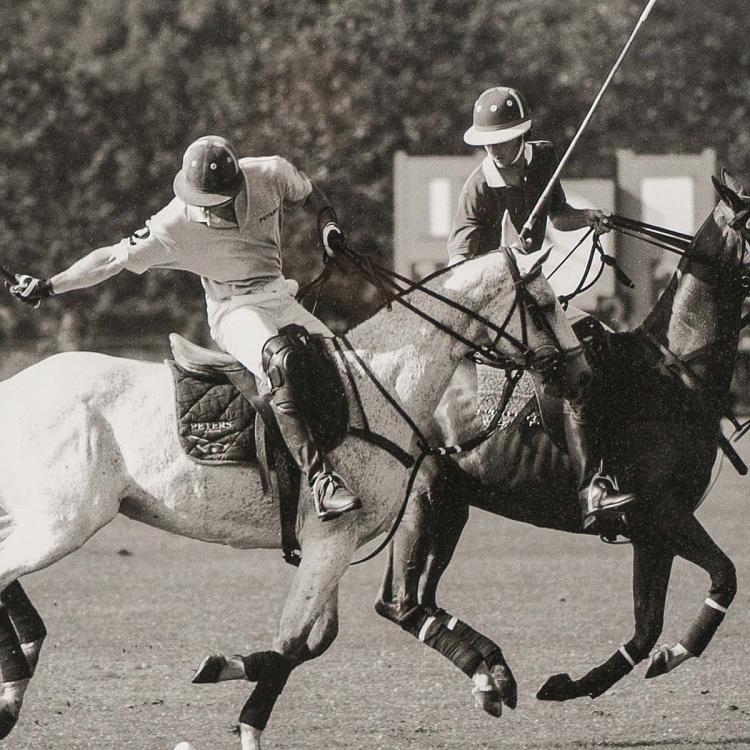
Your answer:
[520,0,658,244]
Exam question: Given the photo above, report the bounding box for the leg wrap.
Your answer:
[576,649,634,699]
[238,651,294,731]
[680,599,728,657]
[1,582,46,644]
[434,611,507,670]
[400,608,484,677]
[0,607,31,682]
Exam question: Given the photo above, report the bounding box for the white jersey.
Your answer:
[114,155,313,328]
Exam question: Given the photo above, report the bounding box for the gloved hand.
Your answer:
[585,209,612,235]
[8,274,53,307]
[321,221,347,258]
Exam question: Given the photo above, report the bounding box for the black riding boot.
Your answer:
[564,399,635,532]
[262,330,361,522]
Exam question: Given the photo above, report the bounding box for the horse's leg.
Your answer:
[191,583,340,686]
[2,581,47,675]
[375,464,514,716]
[0,492,119,739]
[644,514,737,678]
[194,525,354,750]
[0,602,30,740]
[232,586,341,750]
[416,483,517,711]
[301,585,339,661]
[0,544,67,738]
[538,535,675,701]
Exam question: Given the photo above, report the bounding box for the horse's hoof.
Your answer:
[191,654,227,684]
[0,707,19,740]
[490,663,518,710]
[471,685,503,717]
[536,672,579,701]
[645,646,669,679]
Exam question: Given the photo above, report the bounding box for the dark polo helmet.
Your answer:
[464,87,532,146]
[173,135,243,207]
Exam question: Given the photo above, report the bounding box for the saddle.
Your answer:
[166,331,349,564]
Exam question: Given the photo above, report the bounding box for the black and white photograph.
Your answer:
[1,1,748,748]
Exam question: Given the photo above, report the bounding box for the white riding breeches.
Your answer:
[210,277,333,379]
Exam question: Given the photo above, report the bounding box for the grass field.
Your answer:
[2,350,749,749]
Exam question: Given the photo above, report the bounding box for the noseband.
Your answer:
[468,247,569,379]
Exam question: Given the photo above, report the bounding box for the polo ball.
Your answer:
[173,743,197,750]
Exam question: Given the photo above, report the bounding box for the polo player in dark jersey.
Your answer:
[448,86,635,532]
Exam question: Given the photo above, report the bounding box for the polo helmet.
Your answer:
[463,87,532,146]
[173,135,243,207]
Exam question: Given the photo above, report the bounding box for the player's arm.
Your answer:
[304,182,348,257]
[544,146,610,235]
[549,203,611,235]
[9,212,171,306]
[8,242,128,305]
[50,244,129,294]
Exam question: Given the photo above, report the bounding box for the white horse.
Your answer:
[0,226,584,748]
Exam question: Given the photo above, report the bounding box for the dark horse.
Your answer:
[375,171,749,715]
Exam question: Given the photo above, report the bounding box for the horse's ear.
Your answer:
[511,245,552,278]
[721,168,747,196]
[500,210,524,253]
[712,174,744,212]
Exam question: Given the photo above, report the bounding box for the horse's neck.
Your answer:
[641,214,742,397]
[337,303,461,432]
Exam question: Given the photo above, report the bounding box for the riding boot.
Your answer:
[262,330,362,522]
[564,398,635,532]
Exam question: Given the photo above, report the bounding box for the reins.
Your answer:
[549,228,635,309]
[316,237,562,368]
[301,241,545,567]
[340,335,523,566]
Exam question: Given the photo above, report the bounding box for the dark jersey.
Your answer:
[446,140,567,260]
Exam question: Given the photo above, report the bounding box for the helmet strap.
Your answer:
[489,136,526,169]
[507,136,526,166]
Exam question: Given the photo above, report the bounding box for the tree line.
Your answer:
[1,0,747,348]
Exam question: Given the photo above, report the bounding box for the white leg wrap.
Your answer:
[447,615,459,631]
[418,616,436,643]
[618,645,636,668]
[704,598,728,614]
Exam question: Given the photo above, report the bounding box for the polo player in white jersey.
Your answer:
[10,135,361,521]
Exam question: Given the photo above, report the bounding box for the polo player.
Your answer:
[9,136,361,522]
[449,86,636,531]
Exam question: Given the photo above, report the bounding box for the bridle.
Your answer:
[301,239,570,567]
[313,238,570,377]
[608,211,750,290]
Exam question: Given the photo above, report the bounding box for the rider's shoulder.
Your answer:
[238,155,295,178]
[527,140,559,160]
[460,160,489,193]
